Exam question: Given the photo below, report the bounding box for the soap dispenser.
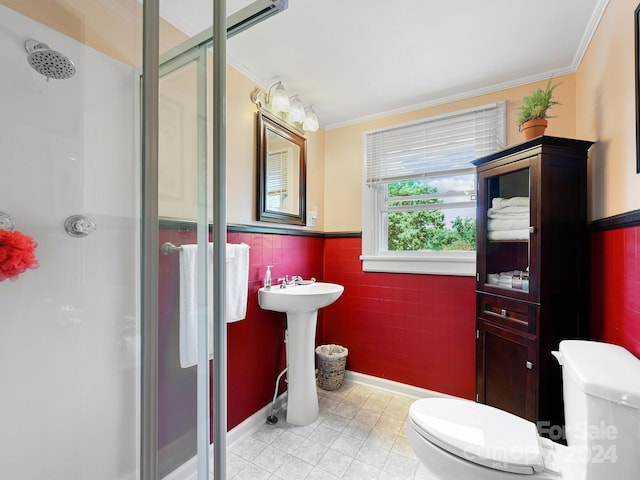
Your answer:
[264,265,272,289]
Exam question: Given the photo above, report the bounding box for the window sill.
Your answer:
[360,252,476,276]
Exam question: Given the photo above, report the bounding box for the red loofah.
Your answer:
[0,230,39,282]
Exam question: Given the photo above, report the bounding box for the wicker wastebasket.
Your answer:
[316,344,348,391]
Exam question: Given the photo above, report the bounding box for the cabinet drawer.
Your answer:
[477,294,536,334]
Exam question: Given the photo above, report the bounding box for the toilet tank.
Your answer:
[556,340,640,479]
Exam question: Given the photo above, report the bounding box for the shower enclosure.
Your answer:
[0,1,284,479]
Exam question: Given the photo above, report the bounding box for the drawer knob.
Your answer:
[500,308,508,317]
[526,361,533,370]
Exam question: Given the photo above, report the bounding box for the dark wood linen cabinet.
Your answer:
[473,136,593,434]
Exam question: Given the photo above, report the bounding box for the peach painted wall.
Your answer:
[576,0,640,222]
[576,0,640,358]
[323,76,577,232]
[3,0,326,230]
[225,67,326,230]
[0,0,188,67]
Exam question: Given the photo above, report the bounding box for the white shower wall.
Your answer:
[0,6,140,480]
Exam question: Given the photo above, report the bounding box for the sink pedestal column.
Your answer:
[285,310,319,425]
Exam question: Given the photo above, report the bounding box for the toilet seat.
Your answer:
[409,398,545,475]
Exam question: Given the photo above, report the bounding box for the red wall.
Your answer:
[590,225,640,356]
[158,228,324,473]
[156,217,640,477]
[225,231,325,429]
[158,229,477,460]
[320,237,477,400]
[159,223,640,458]
[227,233,477,422]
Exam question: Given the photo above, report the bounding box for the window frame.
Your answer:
[361,102,506,276]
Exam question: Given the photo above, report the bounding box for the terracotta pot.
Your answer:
[519,118,548,140]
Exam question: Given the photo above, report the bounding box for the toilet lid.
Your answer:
[409,398,545,474]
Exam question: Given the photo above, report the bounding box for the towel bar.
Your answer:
[161,242,182,255]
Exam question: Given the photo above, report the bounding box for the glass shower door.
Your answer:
[157,44,212,479]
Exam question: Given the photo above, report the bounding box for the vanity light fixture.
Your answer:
[251,82,320,132]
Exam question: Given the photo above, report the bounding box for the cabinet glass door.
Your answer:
[480,165,533,297]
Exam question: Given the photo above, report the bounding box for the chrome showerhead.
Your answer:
[25,39,76,81]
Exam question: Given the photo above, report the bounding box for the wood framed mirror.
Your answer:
[257,111,307,225]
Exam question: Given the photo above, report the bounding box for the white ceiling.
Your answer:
[162,0,608,130]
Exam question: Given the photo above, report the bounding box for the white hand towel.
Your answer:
[225,243,250,323]
[487,218,530,232]
[179,244,204,369]
[487,229,530,241]
[179,242,250,368]
[491,197,530,210]
[487,206,529,219]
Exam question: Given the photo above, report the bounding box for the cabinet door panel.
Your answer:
[477,323,537,421]
[476,157,538,302]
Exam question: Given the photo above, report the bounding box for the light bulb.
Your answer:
[270,82,290,112]
[289,95,306,123]
[303,105,319,132]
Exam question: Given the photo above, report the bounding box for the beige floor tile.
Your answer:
[252,445,291,473]
[270,430,306,455]
[307,424,341,447]
[292,438,328,465]
[226,383,430,480]
[330,431,364,458]
[342,459,382,480]
[382,451,419,480]
[315,448,353,478]
[272,455,313,480]
[355,440,390,470]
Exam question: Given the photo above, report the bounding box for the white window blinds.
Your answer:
[267,149,289,195]
[364,101,506,184]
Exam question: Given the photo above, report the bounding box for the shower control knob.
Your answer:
[64,215,97,237]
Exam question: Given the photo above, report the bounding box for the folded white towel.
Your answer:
[491,197,529,210]
[487,229,530,241]
[179,244,201,369]
[225,243,250,323]
[487,206,529,219]
[487,218,529,232]
[179,242,249,368]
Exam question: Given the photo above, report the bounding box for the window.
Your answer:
[362,102,506,275]
[266,148,291,211]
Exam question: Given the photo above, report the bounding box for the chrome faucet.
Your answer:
[277,275,303,288]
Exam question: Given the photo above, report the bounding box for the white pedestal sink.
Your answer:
[258,282,344,425]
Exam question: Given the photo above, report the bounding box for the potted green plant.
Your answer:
[516,79,562,140]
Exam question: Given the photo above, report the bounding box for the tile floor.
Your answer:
[228,383,429,480]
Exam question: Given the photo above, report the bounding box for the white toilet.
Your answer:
[407,340,640,479]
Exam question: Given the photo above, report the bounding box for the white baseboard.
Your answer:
[162,393,287,480]
[343,370,454,400]
[228,392,287,446]
[162,372,451,479]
